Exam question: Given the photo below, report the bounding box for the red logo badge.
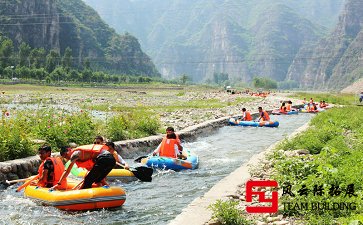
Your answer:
[245,180,278,213]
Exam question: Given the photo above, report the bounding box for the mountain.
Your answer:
[0,0,159,76]
[83,0,343,82]
[286,0,363,90]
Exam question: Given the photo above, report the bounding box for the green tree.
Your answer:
[0,38,14,68]
[18,42,31,67]
[180,74,190,84]
[45,49,60,73]
[213,72,229,84]
[29,48,46,68]
[83,57,91,70]
[253,77,278,89]
[62,47,73,71]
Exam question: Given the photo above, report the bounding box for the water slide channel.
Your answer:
[0,113,314,224]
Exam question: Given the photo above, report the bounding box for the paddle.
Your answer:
[5,176,37,185]
[134,155,149,163]
[16,175,39,192]
[117,162,153,182]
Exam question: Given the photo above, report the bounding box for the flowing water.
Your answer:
[0,113,314,225]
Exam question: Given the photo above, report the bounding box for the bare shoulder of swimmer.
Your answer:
[70,150,80,161]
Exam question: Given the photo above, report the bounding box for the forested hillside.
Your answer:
[0,0,159,83]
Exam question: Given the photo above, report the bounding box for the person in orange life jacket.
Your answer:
[239,108,252,121]
[55,143,116,189]
[286,100,292,111]
[153,132,186,159]
[307,103,317,112]
[279,102,287,113]
[105,142,130,170]
[165,127,183,152]
[36,145,67,189]
[257,106,270,122]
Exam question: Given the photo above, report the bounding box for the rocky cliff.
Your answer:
[286,0,363,90]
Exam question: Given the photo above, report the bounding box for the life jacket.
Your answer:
[279,106,287,113]
[286,104,291,111]
[38,157,67,189]
[244,111,253,121]
[260,110,270,121]
[159,137,178,158]
[71,144,109,170]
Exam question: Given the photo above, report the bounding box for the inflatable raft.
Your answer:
[271,109,298,115]
[142,149,199,171]
[66,161,136,181]
[24,180,126,211]
[228,118,279,127]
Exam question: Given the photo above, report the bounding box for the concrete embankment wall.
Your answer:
[0,116,231,182]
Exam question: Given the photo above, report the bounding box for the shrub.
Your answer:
[0,113,34,161]
[209,200,252,225]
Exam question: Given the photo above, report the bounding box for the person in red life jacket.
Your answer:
[54,144,116,189]
[153,132,186,159]
[257,106,270,122]
[279,102,287,113]
[36,145,67,190]
[105,142,129,170]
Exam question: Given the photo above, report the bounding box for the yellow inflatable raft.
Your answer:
[24,180,126,211]
[66,161,136,181]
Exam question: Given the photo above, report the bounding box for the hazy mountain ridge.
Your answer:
[84,0,343,83]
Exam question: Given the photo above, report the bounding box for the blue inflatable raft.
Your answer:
[228,118,279,127]
[142,149,199,170]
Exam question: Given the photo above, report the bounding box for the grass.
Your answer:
[270,106,363,224]
[290,92,357,105]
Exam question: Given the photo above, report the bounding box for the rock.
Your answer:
[256,221,267,225]
[0,165,11,173]
[296,149,310,155]
[7,173,19,180]
[273,221,289,225]
[11,164,17,173]
[267,217,280,222]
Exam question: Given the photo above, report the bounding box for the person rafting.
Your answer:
[105,142,130,170]
[239,108,252,121]
[257,106,270,122]
[35,145,67,190]
[53,143,117,189]
[153,130,186,159]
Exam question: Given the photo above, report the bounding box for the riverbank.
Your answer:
[169,119,312,225]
